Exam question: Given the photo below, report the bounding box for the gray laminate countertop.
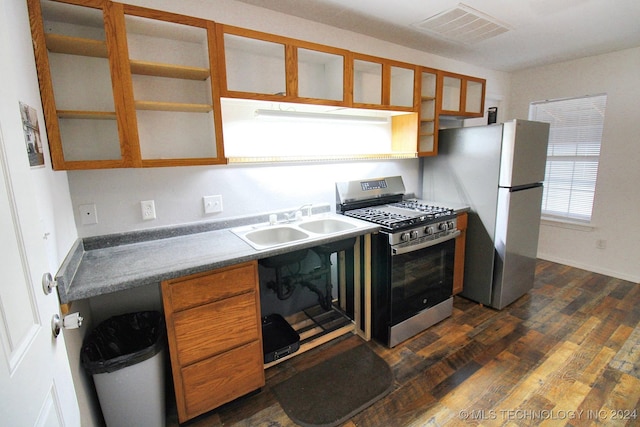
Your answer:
[55,209,380,304]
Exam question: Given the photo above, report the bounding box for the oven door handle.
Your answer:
[392,230,461,256]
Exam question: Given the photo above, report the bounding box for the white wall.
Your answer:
[67,0,511,237]
[70,160,418,236]
[2,0,77,281]
[509,47,640,282]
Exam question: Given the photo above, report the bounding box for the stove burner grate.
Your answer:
[343,209,411,228]
[390,201,454,216]
[342,201,455,231]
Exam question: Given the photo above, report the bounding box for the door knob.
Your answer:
[51,312,83,338]
[42,272,57,295]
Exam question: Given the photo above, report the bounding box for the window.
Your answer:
[529,94,607,223]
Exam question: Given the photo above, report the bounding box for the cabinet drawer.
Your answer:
[173,292,260,365]
[165,262,258,312]
[181,340,264,419]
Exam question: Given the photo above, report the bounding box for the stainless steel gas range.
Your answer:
[336,176,459,347]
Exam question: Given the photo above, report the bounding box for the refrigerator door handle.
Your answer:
[501,182,543,192]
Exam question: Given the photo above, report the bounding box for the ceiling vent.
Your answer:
[412,3,511,44]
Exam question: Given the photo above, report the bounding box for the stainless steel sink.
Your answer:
[298,218,357,234]
[231,213,373,251]
[243,226,309,248]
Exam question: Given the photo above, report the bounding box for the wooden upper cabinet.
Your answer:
[27,0,132,169]
[295,44,350,105]
[217,26,288,99]
[27,0,226,170]
[28,1,487,168]
[351,53,417,111]
[438,71,486,117]
[417,67,439,156]
[120,5,225,167]
[217,25,350,106]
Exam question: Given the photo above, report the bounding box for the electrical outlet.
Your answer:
[203,195,223,214]
[79,203,98,225]
[141,200,156,220]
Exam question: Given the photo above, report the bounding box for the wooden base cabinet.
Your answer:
[161,261,264,423]
[453,212,468,295]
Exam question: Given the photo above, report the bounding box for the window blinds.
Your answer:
[529,94,607,222]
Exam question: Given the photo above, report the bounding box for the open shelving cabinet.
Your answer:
[417,67,439,156]
[28,0,488,169]
[28,0,226,169]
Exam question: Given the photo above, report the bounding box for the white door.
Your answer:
[0,124,80,423]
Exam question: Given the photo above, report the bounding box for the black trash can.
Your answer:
[81,311,166,427]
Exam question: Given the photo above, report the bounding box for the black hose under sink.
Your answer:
[259,238,356,309]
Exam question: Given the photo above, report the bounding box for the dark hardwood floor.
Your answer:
[169,260,640,426]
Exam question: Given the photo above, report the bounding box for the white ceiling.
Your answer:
[234,0,640,72]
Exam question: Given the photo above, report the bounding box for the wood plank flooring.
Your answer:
[168,260,640,426]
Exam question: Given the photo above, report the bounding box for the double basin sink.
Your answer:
[231,214,369,251]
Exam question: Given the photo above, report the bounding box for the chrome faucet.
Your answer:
[284,203,313,221]
[297,203,313,217]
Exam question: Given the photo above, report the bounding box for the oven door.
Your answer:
[389,235,456,326]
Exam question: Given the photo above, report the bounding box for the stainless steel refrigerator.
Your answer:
[421,119,550,309]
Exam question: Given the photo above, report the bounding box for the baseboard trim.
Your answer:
[537,254,640,283]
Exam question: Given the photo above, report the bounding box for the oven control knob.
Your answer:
[438,222,448,231]
[425,226,434,236]
[401,232,411,242]
[447,221,455,230]
[410,230,419,240]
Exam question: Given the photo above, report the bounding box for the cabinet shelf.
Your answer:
[417,68,439,156]
[264,305,354,369]
[130,60,210,81]
[134,100,212,113]
[57,110,116,120]
[45,33,108,58]
[45,34,210,81]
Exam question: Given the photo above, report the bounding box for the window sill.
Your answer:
[541,217,595,232]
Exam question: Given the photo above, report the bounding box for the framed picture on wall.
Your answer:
[19,101,45,168]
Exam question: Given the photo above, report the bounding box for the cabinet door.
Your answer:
[464,78,485,115]
[417,67,438,156]
[219,26,288,98]
[352,57,382,106]
[296,45,348,104]
[352,54,416,110]
[439,71,486,117]
[440,74,462,113]
[27,0,135,169]
[389,65,415,108]
[121,6,225,166]
[219,26,350,106]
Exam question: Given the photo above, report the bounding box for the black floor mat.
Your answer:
[272,344,394,427]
